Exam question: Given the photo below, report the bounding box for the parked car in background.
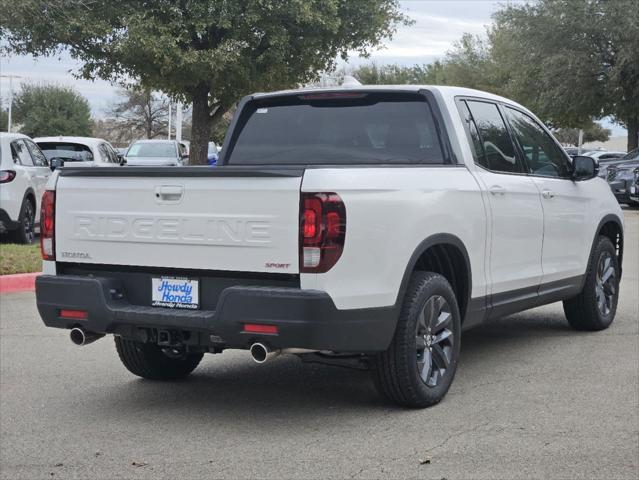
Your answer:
[0,132,51,243]
[564,147,584,157]
[124,139,187,166]
[35,136,120,167]
[582,150,626,161]
[605,148,639,206]
[208,142,219,165]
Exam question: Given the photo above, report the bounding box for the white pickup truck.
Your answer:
[35,86,624,408]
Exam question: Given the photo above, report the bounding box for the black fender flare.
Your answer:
[393,233,473,318]
[582,214,624,287]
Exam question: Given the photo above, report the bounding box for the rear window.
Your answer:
[226,92,447,165]
[37,142,93,162]
[127,142,177,158]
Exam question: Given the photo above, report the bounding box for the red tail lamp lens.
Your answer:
[300,193,346,273]
[0,170,16,183]
[40,190,55,261]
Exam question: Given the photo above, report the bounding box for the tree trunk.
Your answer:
[190,84,212,165]
[628,116,639,152]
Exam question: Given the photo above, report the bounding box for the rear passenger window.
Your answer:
[465,101,525,174]
[11,140,34,166]
[24,140,49,167]
[504,107,573,178]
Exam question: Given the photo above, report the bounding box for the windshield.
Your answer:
[37,142,93,162]
[226,92,446,165]
[127,142,176,158]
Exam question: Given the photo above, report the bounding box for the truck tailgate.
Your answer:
[54,168,302,273]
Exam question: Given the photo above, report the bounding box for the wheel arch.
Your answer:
[592,214,624,280]
[20,187,37,218]
[396,234,472,324]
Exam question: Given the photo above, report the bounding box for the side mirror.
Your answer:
[119,156,127,166]
[572,156,598,181]
[49,158,65,170]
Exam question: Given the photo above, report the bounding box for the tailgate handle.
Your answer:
[155,185,184,203]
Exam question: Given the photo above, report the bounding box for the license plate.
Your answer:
[151,277,199,309]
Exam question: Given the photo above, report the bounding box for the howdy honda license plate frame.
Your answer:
[151,276,199,309]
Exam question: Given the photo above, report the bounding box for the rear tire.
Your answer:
[13,198,35,244]
[372,272,461,408]
[115,336,203,380]
[563,236,619,331]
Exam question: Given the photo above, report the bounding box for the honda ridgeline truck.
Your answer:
[35,86,624,407]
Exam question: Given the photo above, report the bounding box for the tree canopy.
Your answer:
[489,0,638,150]
[1,0,409,163]
[350,1,638,151]
[12,83,92,138]
[553,122,611,147]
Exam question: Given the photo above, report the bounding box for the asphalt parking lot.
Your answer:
[1,209,637,480]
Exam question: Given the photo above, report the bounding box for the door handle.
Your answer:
[488,185,506,196]
[155,185,184,203]
[542,189,555,199]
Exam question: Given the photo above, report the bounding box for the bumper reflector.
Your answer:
[59,309,88,320]
[243,324,278,334]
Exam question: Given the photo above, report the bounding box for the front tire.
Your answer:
[13,199,35,244]
[372,272,461,408]
[563,236,619,331]
[115,337,203,380]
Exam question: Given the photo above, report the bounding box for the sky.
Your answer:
[0,0,627,135]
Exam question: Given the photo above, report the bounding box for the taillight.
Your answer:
[300,192,346,273]
[40,190,55,261]
[0,170,16,183]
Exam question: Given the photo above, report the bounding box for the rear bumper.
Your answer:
[35,275,397,353]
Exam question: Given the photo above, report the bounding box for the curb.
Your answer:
[0,272,40,294]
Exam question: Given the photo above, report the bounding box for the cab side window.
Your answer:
[465,100,525,174]
[11,140,34,166]
[504,107,572,178]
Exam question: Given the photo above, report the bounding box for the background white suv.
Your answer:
[34,136,121,167]
[0,132,51,244]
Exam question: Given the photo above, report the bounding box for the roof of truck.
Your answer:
[252,85,521,107]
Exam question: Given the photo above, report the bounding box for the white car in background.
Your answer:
[124,139,187,166]
[34,136,121,167]
[0,132,52,244]
[582,150,626,161]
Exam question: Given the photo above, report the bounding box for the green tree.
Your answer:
[554,122,611,146]
[12,83,92,137]
[0,109,7,131]
[489,0,639,150]
[353,62,446,85]
[1,0,409,164]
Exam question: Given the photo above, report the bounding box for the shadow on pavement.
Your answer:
[69,309,582,426]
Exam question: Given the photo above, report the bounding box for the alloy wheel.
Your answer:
[22,202,35,244]
[595,251,616,316]
[415,295,454,387]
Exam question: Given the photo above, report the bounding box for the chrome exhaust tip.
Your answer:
[70,328,104,346]
[249,343,280,364]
